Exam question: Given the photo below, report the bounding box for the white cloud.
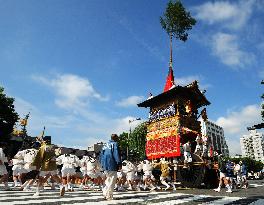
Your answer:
[30,73,145,147]
[194,2,237,23]
[216,104,261,135]
[112,116,143,134]
[211,32,254,68]
[193,1,257,69]
[193,0,255,30]
[175,75,211,90]
[15,100,72,130]
[5,88,77,140]
[215,104,261,155]
[116,95,145,107]
[175,75,200,86]
[73,115,143,146]
[14,95,143,148]
[226,139,244,156]
[32,73,108,109]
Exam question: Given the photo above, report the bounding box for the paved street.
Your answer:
[0,180,263,205]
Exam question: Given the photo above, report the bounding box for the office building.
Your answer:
[240,129,264,162]
[201,120,229,156]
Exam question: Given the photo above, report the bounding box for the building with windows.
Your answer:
[87,142,104,154]
[240,129,264,162]
[201,120,229,156]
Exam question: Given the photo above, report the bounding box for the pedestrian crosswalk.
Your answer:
[0,186,263,205]
[249,183,264,188]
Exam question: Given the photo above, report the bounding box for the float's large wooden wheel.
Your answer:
[203,165,219,188]
[177,153,206,188]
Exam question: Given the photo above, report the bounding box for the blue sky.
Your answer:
[0,0,263,155]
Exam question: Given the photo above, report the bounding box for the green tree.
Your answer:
[118,132,129,160]
[228,157,263,172]
[160,0,196,42]
[128,122,147,162]
[0,87,19,142]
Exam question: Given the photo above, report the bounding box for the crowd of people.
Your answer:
[1,139,105,197]
[0,134,168,200]
[0,134,252,201]
[213,154,248,193]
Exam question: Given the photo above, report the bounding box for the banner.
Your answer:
[146,134,180,159]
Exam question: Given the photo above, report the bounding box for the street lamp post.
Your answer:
[127,118,141,160]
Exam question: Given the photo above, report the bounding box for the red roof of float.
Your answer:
[163,66,174,92]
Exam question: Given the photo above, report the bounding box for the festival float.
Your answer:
[137,53,218,188]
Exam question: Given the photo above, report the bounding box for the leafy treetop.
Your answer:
[0,87,19,141]
[160,0,196,42]
[118,122,147,162]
